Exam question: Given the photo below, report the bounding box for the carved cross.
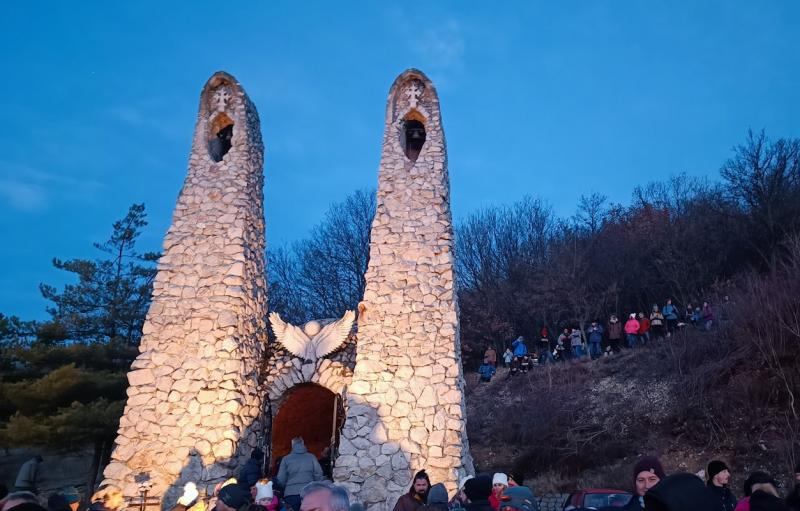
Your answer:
[404,80,424,109]
[211,86,232,112]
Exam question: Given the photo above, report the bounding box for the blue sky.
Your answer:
[1,2,798,319]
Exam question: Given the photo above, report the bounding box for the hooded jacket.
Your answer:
[644,473,720,511]
[707,482,738,511]
[275,438,324,497]
[423,484,450,511]
[608,320,623,340]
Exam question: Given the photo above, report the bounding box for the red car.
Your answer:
[563,488,632,509]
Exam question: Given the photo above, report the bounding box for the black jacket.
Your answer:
[644,473,720,511]
[707,483,737,511]
[464,500,493,511]
[787,485,800,511]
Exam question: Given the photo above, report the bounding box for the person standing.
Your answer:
[621,455,666,510]
[624,314,640,349]
[484,346,498,368]
[512,337,527,358]
[706,460,737,511]
[587,321,604,360]
[502,348,513,368]
[662,299,679,337]
[14,455,42,493]
[393,470,431,511]
[557,329,571,361]
[607,315,623,353]
[650,306,665,340]
[637,313,650,345]
[569,329,584,359]
[489,474,508,511]
[702,302,716,331]
[276,437,325,511]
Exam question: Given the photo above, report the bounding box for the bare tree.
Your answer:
[268,189,376,322]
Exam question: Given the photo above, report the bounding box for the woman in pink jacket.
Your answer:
[624,313,640,349]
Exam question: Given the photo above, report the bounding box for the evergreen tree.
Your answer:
[39,203,160,345]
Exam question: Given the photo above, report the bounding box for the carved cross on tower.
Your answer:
[404,80,424,110]
[211,86,232,112]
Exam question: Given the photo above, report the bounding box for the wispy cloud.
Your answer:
[0,179,46,212]
[0,164,104,213]
[387,9,468,87]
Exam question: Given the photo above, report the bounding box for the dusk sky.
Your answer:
[2,2,798,320]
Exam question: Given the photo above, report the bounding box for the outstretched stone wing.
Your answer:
[312,310,356,359]
[269,312,311,359]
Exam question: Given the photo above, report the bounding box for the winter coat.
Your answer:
[736,497,751,511]
[488,494,500,511]
[703,304,716,321]
[394,492,426,511]
[608,321,623,340]
[464,501,493,511]
[478,363,496,381]
[650,312,664,327]
[707,483,738,511]
[512,338,527,357]
[750,490,790,511]
[644,473,720,511]
[662,304,679,320]
[570,331,583,347]
[14,458,39,489]
[238,458,261,489]
[618,494,643,510]
[422,484,450,511]
[275,439,324,497]
[624,319,640,335]
[588,325,604,344]
[503,350,513,364]
[787,484,800,511]
[638,318,650,334]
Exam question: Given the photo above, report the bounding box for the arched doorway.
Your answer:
[270,383,344,476]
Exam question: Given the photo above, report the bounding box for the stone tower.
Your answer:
[334,69,473,510]
[101,72,267,501]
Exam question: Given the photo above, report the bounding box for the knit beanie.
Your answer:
[255,480,273,502]
[493,473,509,486]
[464,475,493,502]
[707,460,729,482]
[633,456,666,482]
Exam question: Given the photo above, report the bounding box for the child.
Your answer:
[478,358,496,382]
[255,480,279,511]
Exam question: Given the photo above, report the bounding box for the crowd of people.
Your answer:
[477,299,721,381]
[4,449,799,511]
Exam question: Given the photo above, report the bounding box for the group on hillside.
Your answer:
[477,299,720,380]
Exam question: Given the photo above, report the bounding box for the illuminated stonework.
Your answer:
[103,69,471,511]
[101,72,267,502]
[333,69,473,510]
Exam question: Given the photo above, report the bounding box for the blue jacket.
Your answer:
[662,304,678,320]
[512,337,528,356]
[478,363,496,380]
[588,325,604,343]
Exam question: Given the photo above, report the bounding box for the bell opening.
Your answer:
[208,113,234,162]
[403,119,426,162]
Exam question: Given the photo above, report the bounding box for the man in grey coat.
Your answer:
[276,437,325,511]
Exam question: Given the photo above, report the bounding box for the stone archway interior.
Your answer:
[271,383,342,474]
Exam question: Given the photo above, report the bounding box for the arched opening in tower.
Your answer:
[208,113,234,162]
[270,383,344,477]
[403,119,426,162]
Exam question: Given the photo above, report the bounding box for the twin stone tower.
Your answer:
[102,70,473,510]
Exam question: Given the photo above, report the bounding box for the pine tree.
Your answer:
[39,203,160,346]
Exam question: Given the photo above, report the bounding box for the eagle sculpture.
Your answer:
[268,310,356,362]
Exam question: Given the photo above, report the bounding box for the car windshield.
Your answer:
[584,493,632,508]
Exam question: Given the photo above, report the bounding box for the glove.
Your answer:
[178,482,199,506]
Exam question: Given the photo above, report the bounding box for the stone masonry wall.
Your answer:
[102,72,268,504]
[334,69,474,510]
